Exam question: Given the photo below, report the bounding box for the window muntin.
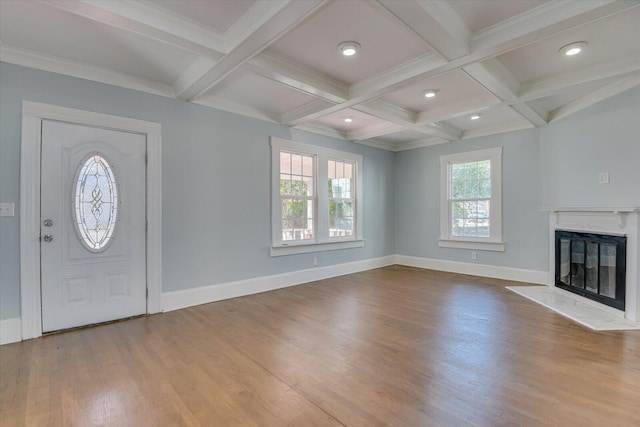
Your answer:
[279,151,315,242]
[271,137,363,254]
[440,147,503,250]
[73,154,118,252]
[450,160,491,238]
[328,159,355,237]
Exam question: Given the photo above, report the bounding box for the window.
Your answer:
[73,154,119,252]
[328,159,355,237]
[439,147,504,251]
[279,151,315,242]
[271,137,363,256]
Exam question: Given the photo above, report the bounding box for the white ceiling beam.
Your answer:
[416,98,501,124]
[462,121,535,141]
[346,122,405,141]
[244,53,348,104]
[281,53,447,125]
[281,0,638,128]
[281,99,336,125]
[355,100,462,140]
[178,0,328,101]
[349,53,447,103]
[41,0,226,58]
[472,0,636,54]
[239,52,459,140]
[392,137,449,152]
[463,59,520,101]
[549,73,640,123]
[294,123,349,141]
[224,0,298,51]
[510,103,548,128]
[172,57,218,99]
[356,100,416,124]
[193,97,279,124]
[518,56,640,102]
[375,0,471,60]
[463,59,547,127]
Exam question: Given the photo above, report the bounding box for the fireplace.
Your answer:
[555,230,626,310]
[547,207,640,321]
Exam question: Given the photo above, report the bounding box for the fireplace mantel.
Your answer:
[546,208,640,321]
[544,207,640,229]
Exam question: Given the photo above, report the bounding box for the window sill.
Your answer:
[438,239,505,252]
[270,239,364,256]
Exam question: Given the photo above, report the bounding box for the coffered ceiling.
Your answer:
[1,0,639,151]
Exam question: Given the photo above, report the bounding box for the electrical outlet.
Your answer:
[599,172,609,184]
[0,202,15,217]
[471,251,477,261]
[313,257,318,266]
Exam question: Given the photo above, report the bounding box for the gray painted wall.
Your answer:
[394,84,640,274]
[0,63,395,320]
[540,86,640,208]
[1,62,639,322]
[394,129,548,271]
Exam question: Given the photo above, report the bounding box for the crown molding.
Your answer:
[43,0,226,57]
[0,44,175,98]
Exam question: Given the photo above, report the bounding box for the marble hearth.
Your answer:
[510,208,640,330]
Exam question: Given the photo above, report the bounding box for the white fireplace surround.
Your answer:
[547,207,640,321]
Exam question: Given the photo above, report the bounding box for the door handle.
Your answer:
[43,235,54,242]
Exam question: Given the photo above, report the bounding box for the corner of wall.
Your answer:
[0,318,22,345]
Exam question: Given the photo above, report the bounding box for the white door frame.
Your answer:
[20,101,162,340]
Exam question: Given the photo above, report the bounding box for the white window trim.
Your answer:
[271,137,363,256]
[439,147,504,252]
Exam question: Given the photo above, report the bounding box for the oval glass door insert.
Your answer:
[73,154,119,252]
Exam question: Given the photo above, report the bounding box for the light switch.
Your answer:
[0,202,15,217]
[599,172,609,184]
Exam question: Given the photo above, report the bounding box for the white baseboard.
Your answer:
[162,255,396,312]
[3,254,546,344]
[394,255,547,285]
[0,318,22,345]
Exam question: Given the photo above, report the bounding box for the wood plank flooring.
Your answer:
[2,266,640,426]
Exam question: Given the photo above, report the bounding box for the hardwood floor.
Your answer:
[2,266,640,426]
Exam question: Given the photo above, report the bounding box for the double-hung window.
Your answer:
[271,137,363,256]
[439,147,504,251]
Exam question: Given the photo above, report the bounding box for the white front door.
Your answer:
[40,120,147,333]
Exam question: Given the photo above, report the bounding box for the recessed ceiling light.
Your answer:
[338,41,360,57]
[470,114,481,120]
[423,89,439,98]
[344,117,353,123]
[559,41,586,56]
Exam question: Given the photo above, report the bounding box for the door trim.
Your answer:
[20,101,162,340]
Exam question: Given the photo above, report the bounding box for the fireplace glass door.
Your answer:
[555,230,626,311]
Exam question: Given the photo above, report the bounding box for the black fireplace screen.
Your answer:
[555,230,626,310]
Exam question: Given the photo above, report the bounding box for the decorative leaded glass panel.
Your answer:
[73,154,118,252]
